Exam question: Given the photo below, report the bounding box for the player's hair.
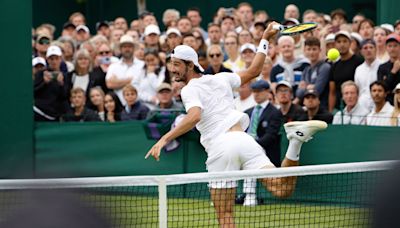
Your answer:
[341,80,359,95]
[304,36,321,48]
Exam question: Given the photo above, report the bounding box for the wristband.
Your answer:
[257,39,269,55]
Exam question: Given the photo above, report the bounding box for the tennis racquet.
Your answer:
[273,22,318,36]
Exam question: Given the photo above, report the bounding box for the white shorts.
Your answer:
[206,131,274,189]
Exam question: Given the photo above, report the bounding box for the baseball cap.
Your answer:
[166,27,181,37]
[393,83,400,93]
[325,33,336,43]
[36,33,52,42]
[380,23,394,33]
[32,57,46,67]
[240,43,256,53]
[171,45,205,73]
[96,21,109,31]
[276,80,292,90]
[386,33,400,44]
[63,22,76,30]
[76,25,90,33]
[335,30,351,40]
[282,18,300,26]
[119,34,135,45]
[360,39,376,48]
[350,32,363,44]
[251,80,270,90]
[157,83,173,92]
[46,46,62,58]
[144,24,161,36]
[304,89,319,97]
[254,21,267,30]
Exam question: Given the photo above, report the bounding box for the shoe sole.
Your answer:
[284,120,328,131]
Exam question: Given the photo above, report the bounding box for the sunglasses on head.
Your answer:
[209,53,221,58]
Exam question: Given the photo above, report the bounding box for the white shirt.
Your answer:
[73,74,89,92]
[131,66,166,103]
[365,102,394,126]
[332,103,369,125]
[181,72,249,151]
[354,60,380,111]
[234,94,256,112]
[106,58,145,105]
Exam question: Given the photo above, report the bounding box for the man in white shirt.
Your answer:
[354,39,381,111]
[366,81,394,126]
[106,35,144,105]
[145,23,327,227]
[333,81,369,125]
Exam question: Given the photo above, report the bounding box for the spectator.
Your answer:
[284,4,300,20]
[300,89,333,123]
[395,20,400,36]
[254,10,268,23]
[365,81,394,126]
[377,33,400,105]
[351,13,366,32]
[330,9,347,33]
[182,33,197,50]
[267,41,278,65]
[120,85,149,121]
[220,15,236,34]
[204,45,232,74]
[61,22,76,38]
[162,9,180,28]
[134,42,146,61]
[62,87,100,122]
[332,81,369,125]
[140,11,158,28]
[186,7,207,39]
[74,25,91,45]
[193,29,208,53]
[355,39,380,111]
[89,87,106,121]
[350,32,363,56]
[32,57,46,78]
[296,37,331,109]
[302,9,318,23]
[223,35,245,73]
[34,46,67,121]
[240,43,257,69]
[177,17,193,35]
[110,28,124,56]
[143,24,161,51]
[104,91,123,122]
[35,33,52,59]
[251,21,266,46]
[96,21,111,39]
[114,17,128,32]
[374,26,390,63]
[241,79,283,206]
[258,57,273,84]
[236,2,254,32]
[328,31,363,112]
[91,43,114,94]
[271,36,310,95]
[69,12,86,26]
[390,83,400,126]
[165,28,182,53]
[238,29,253,46]
[234,81,256,112]
[126,29,140,44]
[206,23,222,46]
[276,81,305,123]
[106,35,144,105]
[155,83,184,110]
[58,37,75,72]
[357,19,375,40]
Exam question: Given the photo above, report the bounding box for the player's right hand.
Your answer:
[145,138,167,161]
[263,22,280,42]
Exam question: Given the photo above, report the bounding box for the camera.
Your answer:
[51,71,59,79]
[225,7,235,15]
[100,57,111,65]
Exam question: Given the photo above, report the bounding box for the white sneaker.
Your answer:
[284,120,328,142]
[243,194,257,206]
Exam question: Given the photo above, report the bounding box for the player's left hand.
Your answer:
[145,138,168,161]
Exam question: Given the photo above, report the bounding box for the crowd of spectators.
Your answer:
[32,3,400,126]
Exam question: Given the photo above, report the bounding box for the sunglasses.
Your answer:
[224,42,236,46]
[38,38,50,45]
[99,51,111,55]
[209,53,221,58]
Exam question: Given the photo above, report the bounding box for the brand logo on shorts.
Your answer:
[295,131,304,137]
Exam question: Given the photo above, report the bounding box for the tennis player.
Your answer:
[146,22,327,227]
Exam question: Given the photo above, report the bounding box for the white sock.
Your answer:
[285,139,303,161]
[243,179,257,194]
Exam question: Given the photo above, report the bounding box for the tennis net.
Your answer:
[0,161,395,227]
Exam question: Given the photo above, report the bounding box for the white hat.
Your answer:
[240,43,256,53]
[350,32,363,44]
[171,45,204,72]
[46,46,62,58]
[276,80,292,90]
[335,30,351,40]
[144,24,161,36]
[381,23,394,33]
[166,27,181,37]
[119,34,135,45]
[76,25,90,33]
[325,33,336,43]
[32,57,46,67]
[393,83,400,93]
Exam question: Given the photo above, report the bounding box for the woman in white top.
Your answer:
[373,27,390,63]
[390,85,400,126]
[89,87,106,121]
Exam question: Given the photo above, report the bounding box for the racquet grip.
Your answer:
[272,24,283,31]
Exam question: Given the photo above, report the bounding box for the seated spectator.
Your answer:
[390,83,400,126]
[165,28,182,53]
[155,83,184,110]
[92,43,114,94]
[143,24,161,51]
[74,25,91,46]
[62,88,100,122]
[240,43,257,69]
[275,81,305,123]
[238,29,253,46]
[258,57,273,84]
[373,26,390,63]
[121,85,149,121]
[333,81,369,125]
[366,81,394,126]
[89,87,106,121]
[104,91,123,122]
[32,57,46,79]
[204,45,232,74]
[300,89,333,123]
[223,35,246,73]
[182,33,198,51]
[35,33,52,59]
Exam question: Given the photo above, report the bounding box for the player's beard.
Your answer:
[172,65,188,83]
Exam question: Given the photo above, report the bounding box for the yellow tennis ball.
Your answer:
[327,48,340,61]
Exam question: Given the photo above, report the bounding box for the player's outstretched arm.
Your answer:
[238,22,279,85]
[145,107,201,161]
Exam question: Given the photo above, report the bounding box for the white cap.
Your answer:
[240,43,256,53]
[119,34,135,45]
[76,25,90,33]
[393,83,400,93]
[166,27,181,37]
[32,57,46,67]
[144,24,161,36]
[350,32,363,44]
[276,80,292,90]
[325,33,336,43]
[381,23,394,33]
[46,46,62,58]
[335,30,351,40]
[171,45,204,72]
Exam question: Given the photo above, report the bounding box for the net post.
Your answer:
[158,176,168,228]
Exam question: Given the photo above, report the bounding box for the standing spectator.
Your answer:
[390,83,400,126]
[220,15,236,34]
[206,23,222,46]
[162,9,180,28]
[365,81,394,126]
[302,9,318,23]
[240,43,257,69]
[69,12,86,26]
[351,13,366,32]
[34,46,67,121]
[155,83,184,110]
[62,88,100,122]
[104,91,123,122]
[106,35,144,105]
[236,2,254,32]
[238,29,253,46]
[114,17,128,32]
[143,24,161,51]
[182,33,197,50]
[271,36,310,95]
[377,33,400,105]
[374,26,390,63]
[354,39,380,111]
[110,28,124,56]
[395,20,400,36]
[165,28,182,53]
[58,37,75,73]
[92,43,114,94]
[234,81,256,112]
[89,87,106,121]
[186,7,207,39]
[251,22,266,46]
[35,34,52,59]
[276,81,305,123]
[141,12,158,28]
[328,31,363,112]
[296,37,331,109]
[120,85,149,121]
[177,17,193,35]
[300,89,333,123]
[204,45,232,74]
[254,10,268,23]
[267,41,278,65]
[330,9,347,33]
[241,80,283,206]
[96,21,111,39]
[357,19,375,40]
[61,22,76,38]
[32,57,46,78]
[74,25,91,45]
[193,29,208,53]
[333,81,369,125]
[258,57,273,84]
[284,4,300,20]
[223,36,245,73]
